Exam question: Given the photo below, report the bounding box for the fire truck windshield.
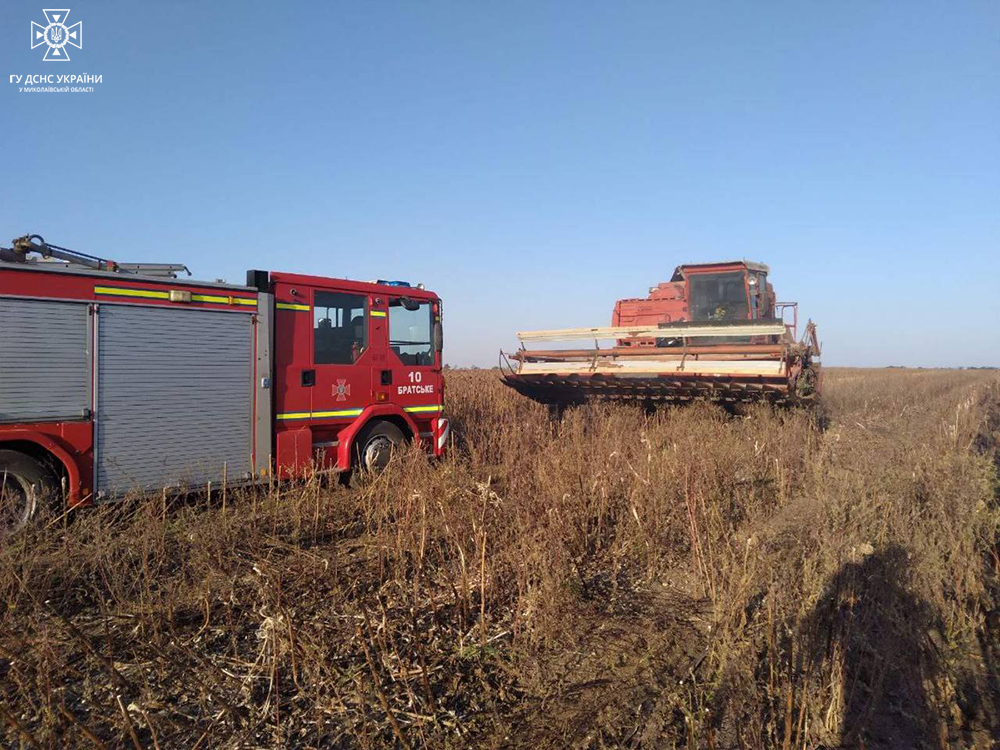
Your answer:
[688,272,749,322]
[389,299,434,366]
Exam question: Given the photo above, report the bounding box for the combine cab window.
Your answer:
[688,272,749,322]
[389,299,433,366]
[314,292,367,364]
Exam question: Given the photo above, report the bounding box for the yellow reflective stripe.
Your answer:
[191,293,257,306]
[95,285,169,300]
[370,310,387,318]
[277,406,441,419]
[277,302,310,311]
[276,408,364,420]
[313,409,364,418]
[96,286,256,306]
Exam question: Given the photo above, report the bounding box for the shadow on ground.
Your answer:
[803,545,944,749]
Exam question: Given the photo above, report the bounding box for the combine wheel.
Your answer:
[354,421,406,474]
[0,450,57,536]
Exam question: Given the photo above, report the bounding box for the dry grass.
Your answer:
[1,367,999,748]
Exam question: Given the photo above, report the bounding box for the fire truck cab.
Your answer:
[0,235,447,527]
[265,270,447,476]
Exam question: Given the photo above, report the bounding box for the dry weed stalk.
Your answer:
[0,368,997,748]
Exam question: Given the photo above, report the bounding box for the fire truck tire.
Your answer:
[0,450,58,535]
[354,421,406,474]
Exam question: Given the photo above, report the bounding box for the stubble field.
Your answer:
[1,367,999,749]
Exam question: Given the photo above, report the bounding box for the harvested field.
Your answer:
[2,367,999,749]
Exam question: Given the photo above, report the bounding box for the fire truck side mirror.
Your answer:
[433,320,443,353]
[399,296,420,312]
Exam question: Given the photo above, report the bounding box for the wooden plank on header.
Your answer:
[517,323,788,343]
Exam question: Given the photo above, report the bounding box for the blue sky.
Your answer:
[1,1,997,367]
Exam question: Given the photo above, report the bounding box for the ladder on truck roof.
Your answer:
[0,234,190,278]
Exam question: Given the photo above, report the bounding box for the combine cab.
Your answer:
[501,261,821,410]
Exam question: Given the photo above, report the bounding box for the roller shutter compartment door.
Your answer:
[96,305,253,495]
[0,298,90,422]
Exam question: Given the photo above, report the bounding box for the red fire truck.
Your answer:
[0,235,448,529]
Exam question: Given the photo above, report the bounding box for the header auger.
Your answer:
[501,261,821,411]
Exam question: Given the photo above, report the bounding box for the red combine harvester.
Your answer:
[0,234,447,529]
[501,261,821,410]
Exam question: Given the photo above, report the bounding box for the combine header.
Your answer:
[501,261,820,410]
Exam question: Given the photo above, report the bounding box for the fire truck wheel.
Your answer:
[0,450,58,536]
[355,421,406,474]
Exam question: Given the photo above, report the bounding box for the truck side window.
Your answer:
[389,298,433,366]
[314,291,367,364]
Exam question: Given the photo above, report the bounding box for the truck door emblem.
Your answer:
[335,379,351,401]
